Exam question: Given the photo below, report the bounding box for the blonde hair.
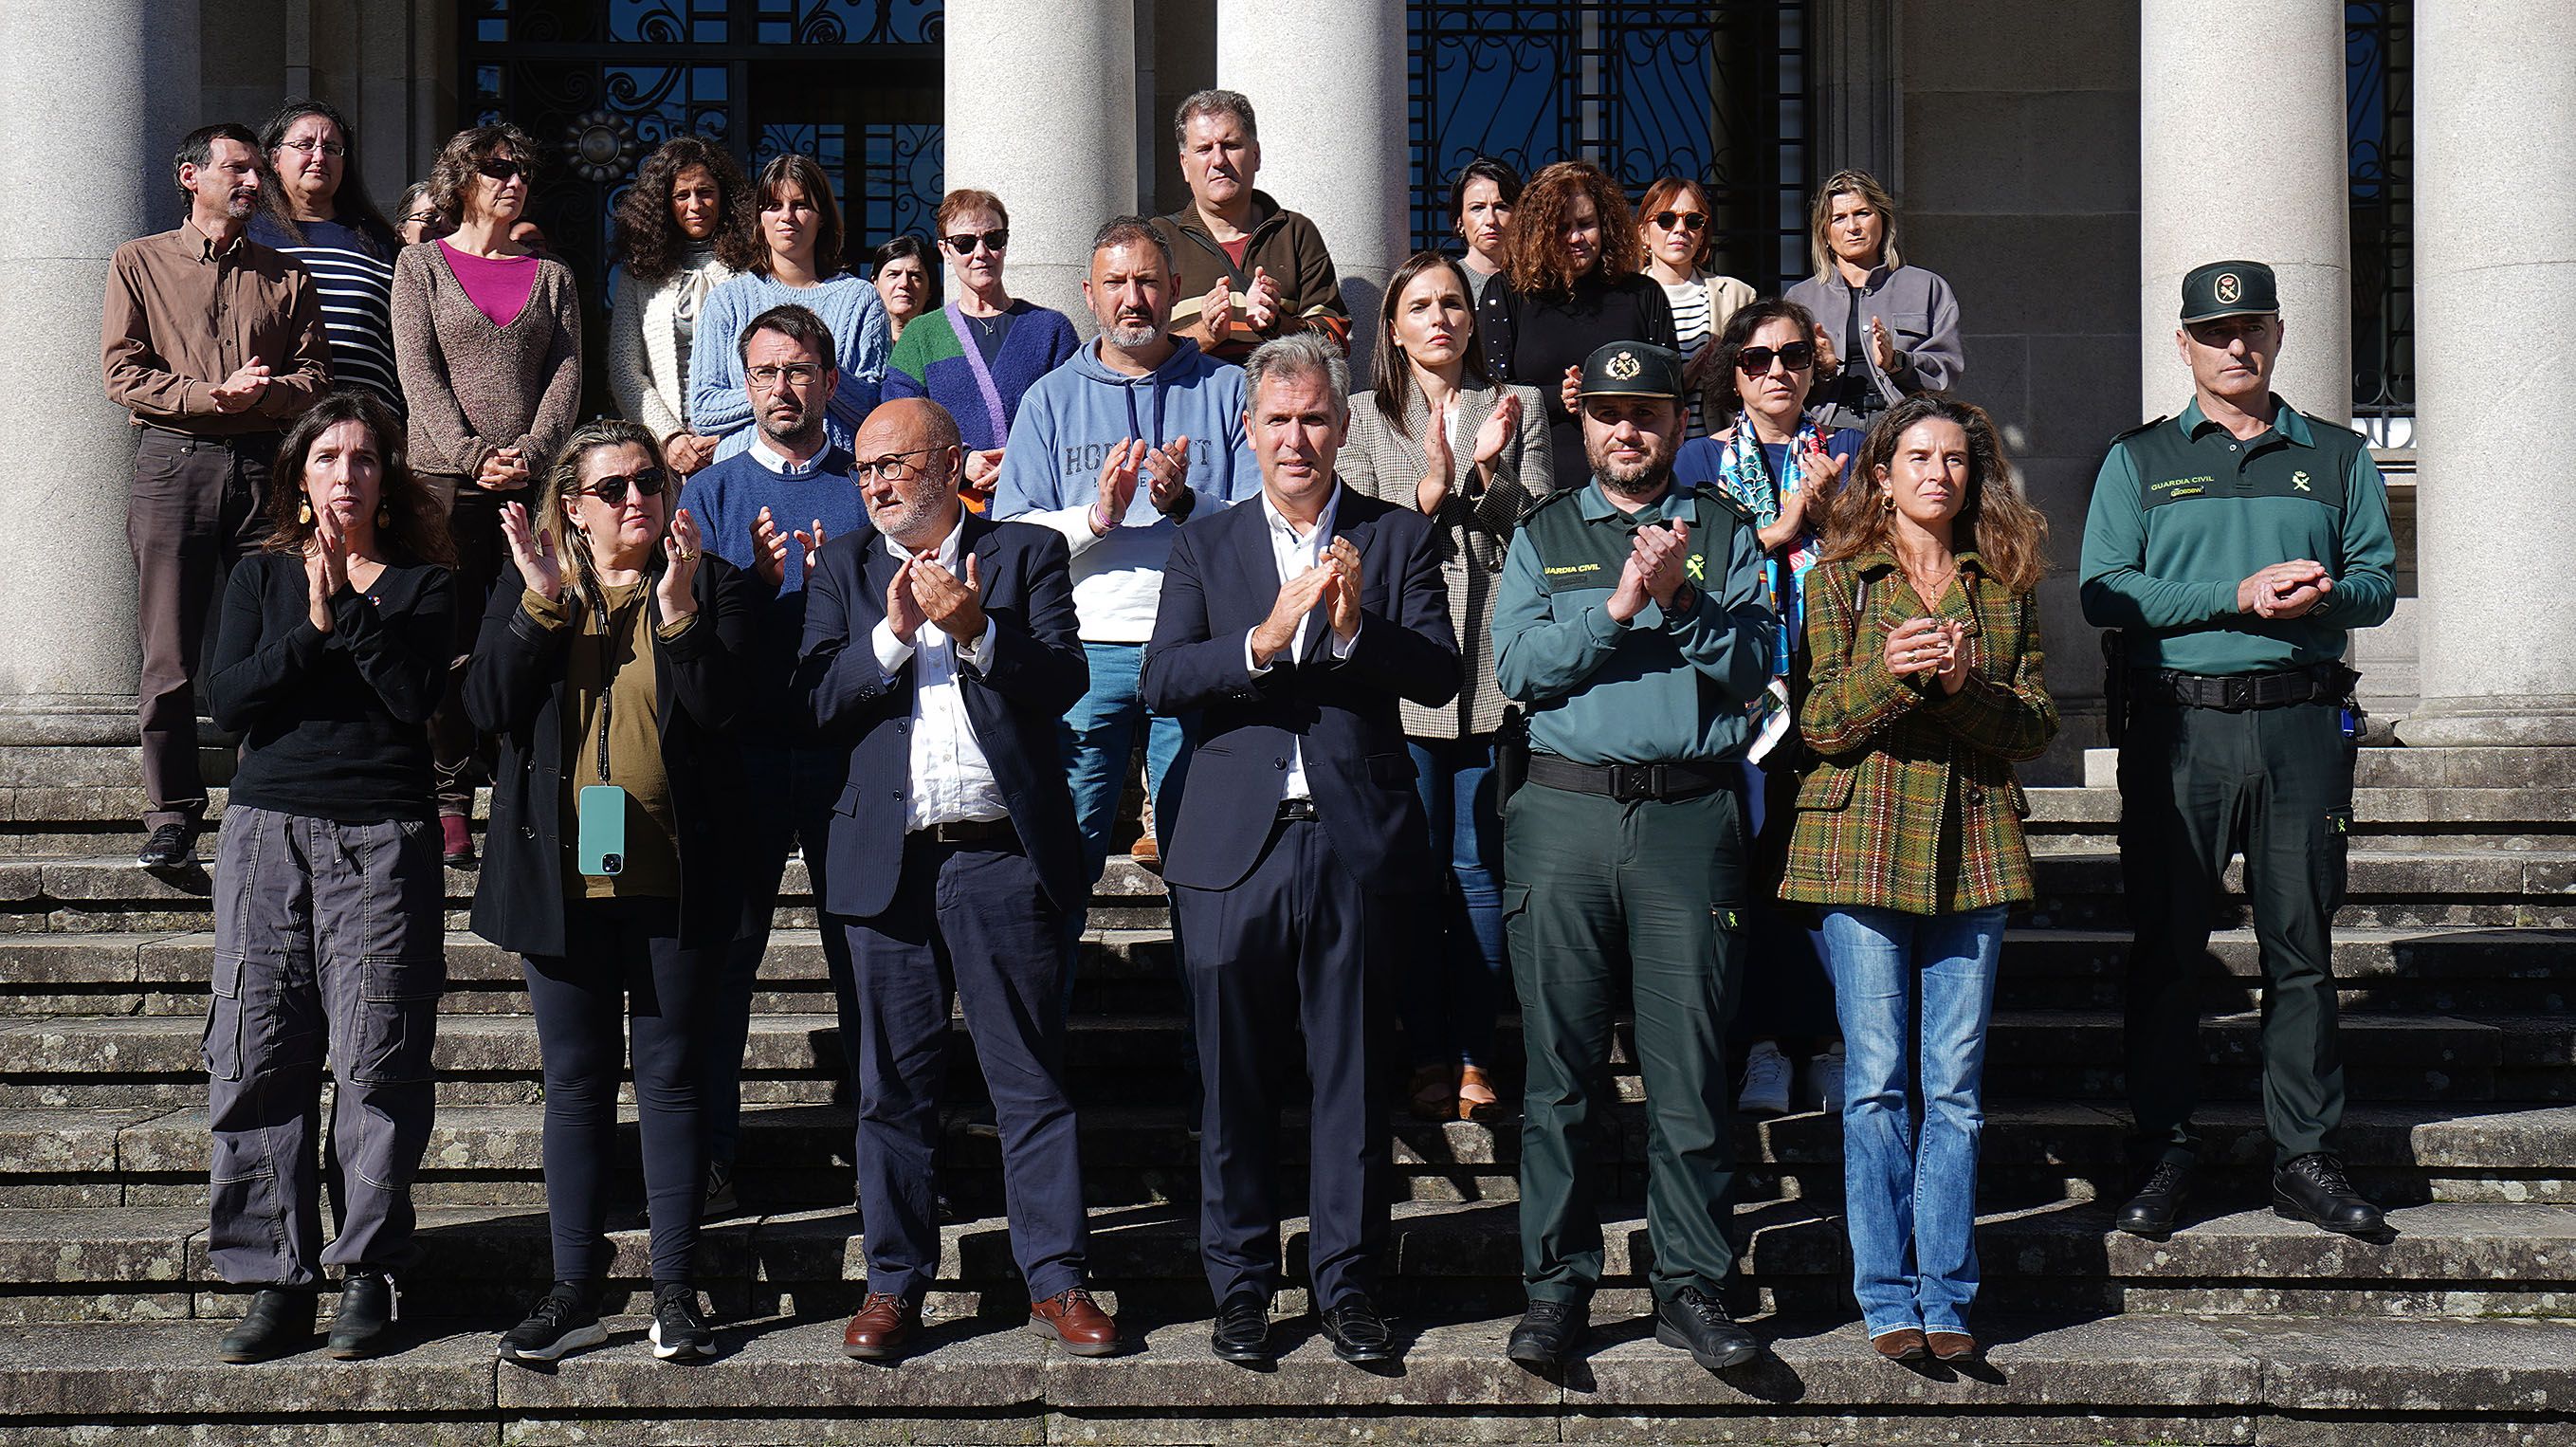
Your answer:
[1808,169,1905,284]
[536,418,667,608]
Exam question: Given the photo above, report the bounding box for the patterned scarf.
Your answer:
[1709,412,1826,679]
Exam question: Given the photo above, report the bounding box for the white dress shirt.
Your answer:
[1243,484,1358,802]
[748,430,831,478]
[869,516,1008,829]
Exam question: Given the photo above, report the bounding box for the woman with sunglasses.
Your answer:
[609,136,759,481]
[393,183,448,247]
[1783,171,1964,431]
[466,418,758,1365]
[393,124,583,867]
[1673,298,1863,1119]
[251,101,403,412]
[689,155,888,465]
[872,234,934,342]
[1635,176,1757,431]
[882,190,1080,512]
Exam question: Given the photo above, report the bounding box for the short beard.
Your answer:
[758,410,823,449]
[1597,460,1669,498]
[1105,321,1161,349]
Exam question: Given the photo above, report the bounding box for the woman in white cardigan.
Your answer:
[608,136,758,477]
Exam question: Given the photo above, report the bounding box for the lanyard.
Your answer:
[589,588,621,784]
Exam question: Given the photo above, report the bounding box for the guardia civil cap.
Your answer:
[2180,260,2279,322]
[1578,340,1687,401]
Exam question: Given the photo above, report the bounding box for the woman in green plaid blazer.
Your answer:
[1780,394,2056,1365]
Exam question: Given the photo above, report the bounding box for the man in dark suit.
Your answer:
[1142,333,1460,1365]
[796,397,1118,1363]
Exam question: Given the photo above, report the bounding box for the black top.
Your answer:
[1479,270,1676,492]
[206,551,456,823]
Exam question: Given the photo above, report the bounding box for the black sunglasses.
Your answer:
[941,228,1010,255]
[1736,341,1817,375]
[475,157,527,183]
[1650,210,1708,232]
[574,467,668,505]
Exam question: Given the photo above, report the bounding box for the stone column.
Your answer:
[1216,0,1409,383]
[2137,0,2351,424]
[2398,0,2576,745]
[0,0,199,743]
[942,0,1138,339]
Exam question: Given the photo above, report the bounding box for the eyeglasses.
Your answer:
[747,361,826,390]
[1736,341,1817,375]
[854,448,942,485]
[1649,210,1708,232]
[401,211,442,229]
[941,228,1010,256]
[474,157,527,183]
[280,137,347,158]
[572,467,668,505]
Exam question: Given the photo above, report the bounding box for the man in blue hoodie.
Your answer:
[994,217,1260,954]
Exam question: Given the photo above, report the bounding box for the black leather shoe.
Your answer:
[1317,1296,1397,1365]
[137,823,195,870]
[2115,1158,2194,1236]
[1654,1286,1756,1370]
[2274,1152,2386,1236]
[1209,1291,1270,1364]
[1506,1298,1586,1368]
[325,1274,395,1360]
[219,1288,316,1364]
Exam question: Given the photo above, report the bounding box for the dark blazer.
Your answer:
[464,553,758,958]
[1142,482,1460,893]
[795,510,1089,918]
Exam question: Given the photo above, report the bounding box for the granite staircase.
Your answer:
[0,743,2570,1443]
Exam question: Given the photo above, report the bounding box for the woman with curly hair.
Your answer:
[1476,160,1674,489]
[1781,394,2055,1366]
[199,390,457,1365]
[610,136,759,479]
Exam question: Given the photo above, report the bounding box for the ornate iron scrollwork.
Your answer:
[2348,0,2412,442]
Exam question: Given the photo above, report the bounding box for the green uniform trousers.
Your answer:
[1506,779,1746,1305]
[2118,698,2351,1168]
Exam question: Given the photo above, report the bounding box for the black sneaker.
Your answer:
[1653,1286,1757,1370]
[325,1273,397,1360]
[218,1287,315,1364]
[649,1282,715,1362]
[137,823,194,870]
[499,1281,607,1364]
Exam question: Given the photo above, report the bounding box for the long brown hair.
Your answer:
[1505,160,1639,298]
[1822,394,2048,595]
[613,134,760,283]
[1369,250,1491,441]
[264,390,455,569]
[752,154,848,280]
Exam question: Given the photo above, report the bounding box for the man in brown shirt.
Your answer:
[101,122,330,866]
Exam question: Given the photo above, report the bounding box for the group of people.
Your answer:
[107,85,2394,1378]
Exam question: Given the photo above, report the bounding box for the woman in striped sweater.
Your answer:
[250,101,403,412]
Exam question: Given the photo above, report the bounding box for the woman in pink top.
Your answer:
[392,124,583,864]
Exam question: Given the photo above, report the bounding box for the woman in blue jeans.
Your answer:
[1779,395,2056,1363]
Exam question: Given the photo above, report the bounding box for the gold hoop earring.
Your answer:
[1879,491,1895,513]
[297,500,314,525]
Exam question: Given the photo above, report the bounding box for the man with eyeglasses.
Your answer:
[103,121,332,869]
[1151,89,1351,364]
[662,302,868,1217]
[796,396,1117,1364]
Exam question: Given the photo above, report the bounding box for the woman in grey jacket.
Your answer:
[1342,250,1550,1125]
[1784,170,1964,431]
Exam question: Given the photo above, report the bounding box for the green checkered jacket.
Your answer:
[1778,550,2058,914]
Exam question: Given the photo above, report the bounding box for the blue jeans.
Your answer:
[1819,904,2007,1338]
[1398,735,1506,1067]
[1062,641,1189,892]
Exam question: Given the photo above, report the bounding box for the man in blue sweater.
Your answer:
[673,302,869,1216]
[994,217,1260,956]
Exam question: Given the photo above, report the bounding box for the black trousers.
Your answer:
[129,427,274,832]
[2119,699,2352,1168]
[1170,815,1394,1310]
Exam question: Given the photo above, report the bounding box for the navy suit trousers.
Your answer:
[1171,815,1392,1310]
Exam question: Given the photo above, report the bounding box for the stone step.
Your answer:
[6,1310,2570,1446]
[2080,743,2576,793]
[2026,781,2576,837]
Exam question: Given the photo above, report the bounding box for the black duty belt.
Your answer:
[911,816,1015,846]
[2138,663,2354,712]
[1275,797,1319,822]
[1525,752,1729,803]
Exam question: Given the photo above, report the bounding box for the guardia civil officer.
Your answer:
[2078,260,2397,1240]
[1490,341,1776,1371]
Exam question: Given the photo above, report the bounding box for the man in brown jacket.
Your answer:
[1151,89,1350,365]
[101,122,331,867]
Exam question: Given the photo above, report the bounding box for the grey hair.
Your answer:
[1244,333,1350,423]
[1174,88,1258,149]
[1089,214,1173,269]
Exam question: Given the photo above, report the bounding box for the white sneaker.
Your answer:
[1739,1040,1792,1116]
[1806,1044,1847,1111]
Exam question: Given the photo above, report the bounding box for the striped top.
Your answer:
[248,213,401,412]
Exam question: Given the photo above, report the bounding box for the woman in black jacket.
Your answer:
[466,416,758,1365]
[202,390,455,1365]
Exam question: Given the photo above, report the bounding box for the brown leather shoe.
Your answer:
[1926,1329,1979,1363]
[1406,1063,1456,1122]
[1872,1327,1927,1362]
[1029,1286,1120,1357]
[1457,1063,1506,1122]
[841,1291,921,1361]
[1129,832,1160,871]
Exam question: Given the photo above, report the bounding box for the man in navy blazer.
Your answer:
[1142,334,1459,1365]
[795,397,1119,1363]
